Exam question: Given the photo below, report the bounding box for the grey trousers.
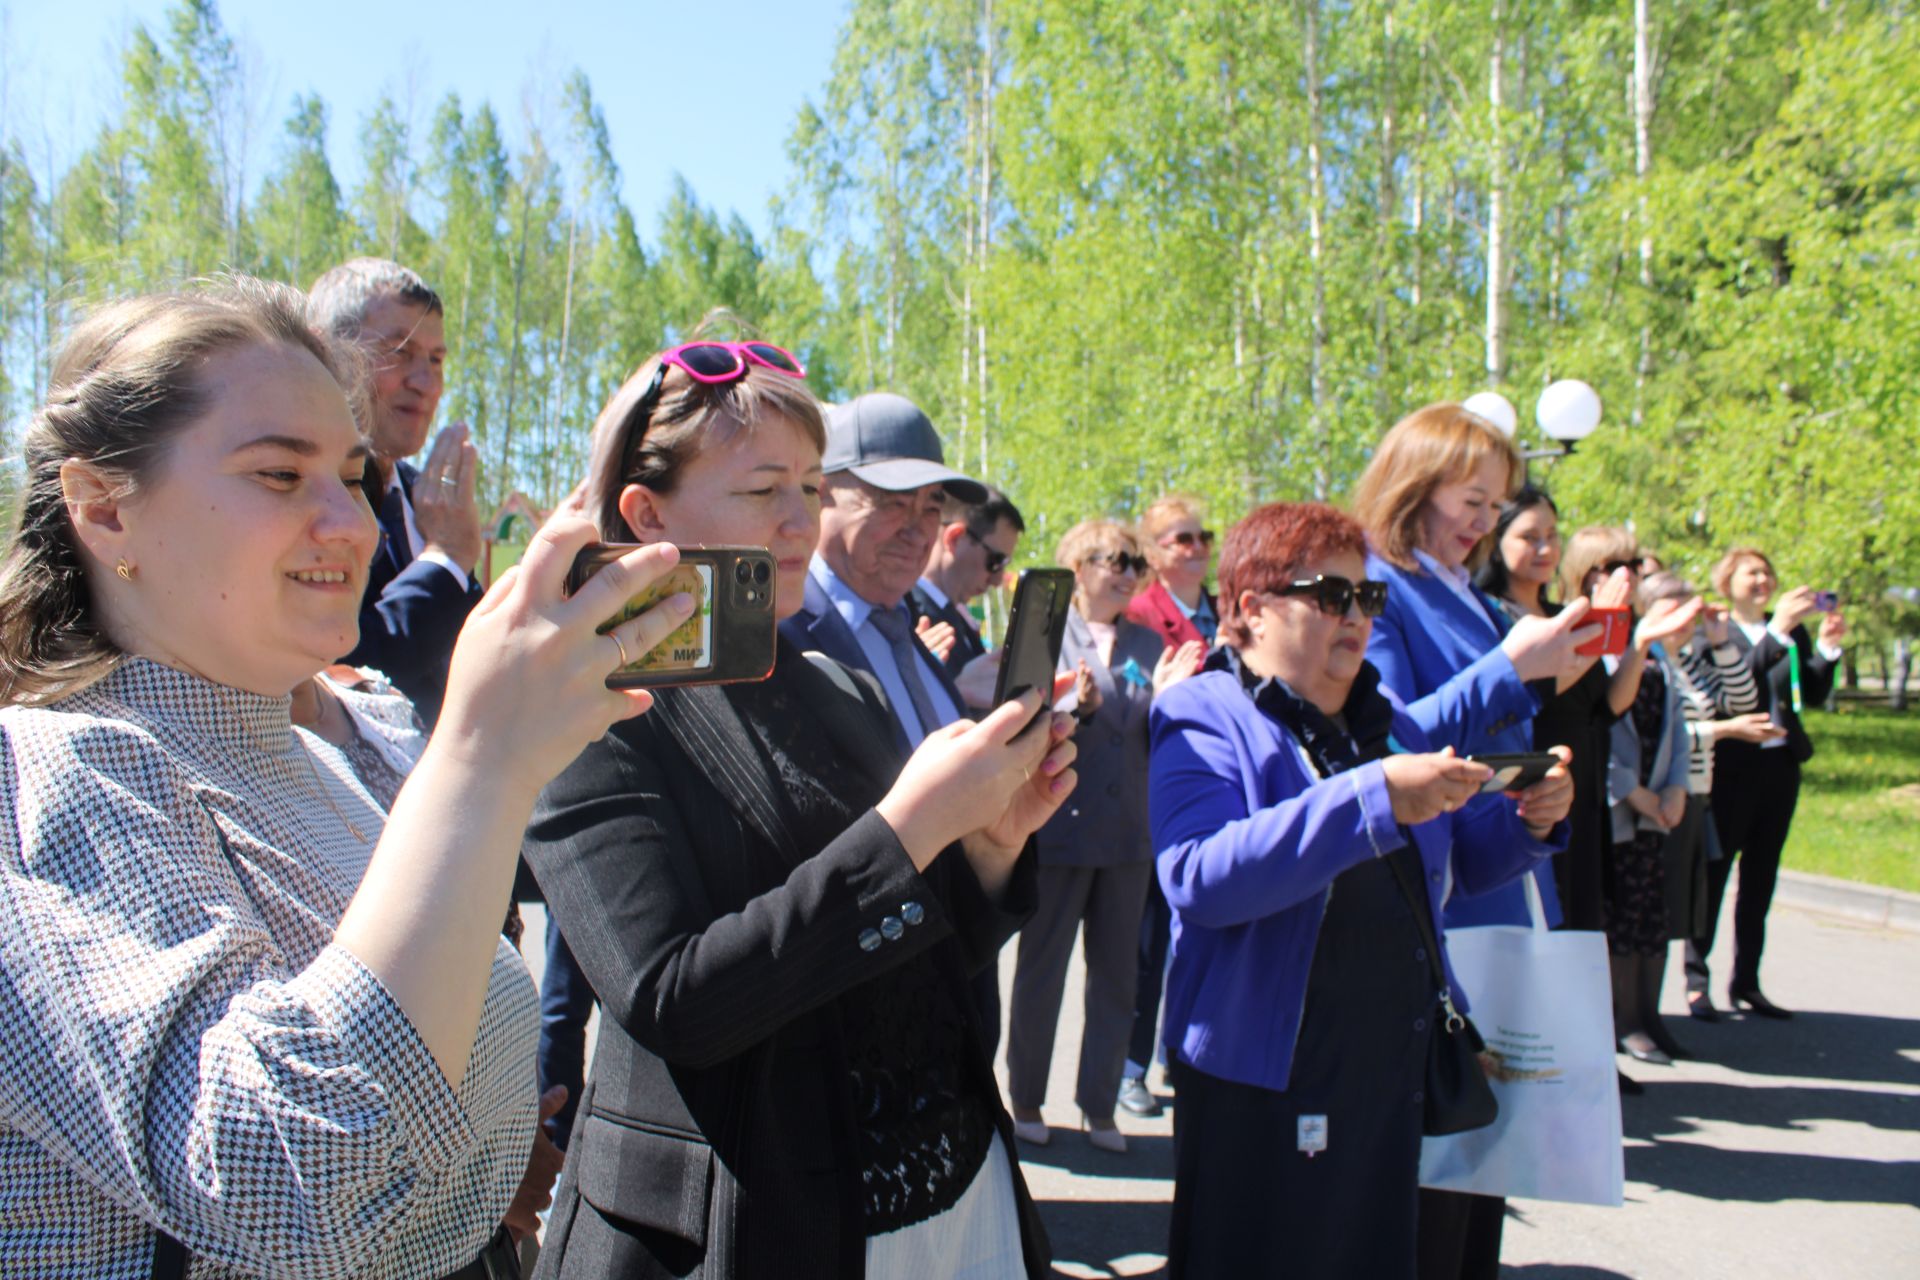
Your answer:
[1006,860,1156,1120]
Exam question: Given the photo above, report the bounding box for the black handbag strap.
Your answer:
[1380,828,1453,1005]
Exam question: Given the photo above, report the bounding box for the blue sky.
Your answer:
[2,0,847,242]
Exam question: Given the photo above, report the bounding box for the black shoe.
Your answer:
[1619,1035,1673,1067]
[1617,1070,1645,1096]
[1648,1024,1694,1061]
[1731,988,1793,1020]
[1116,1075,1162,1118]
[1687,993,1721,1023]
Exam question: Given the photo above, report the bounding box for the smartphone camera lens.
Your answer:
[753,560,771,585]
[735,560,753,584]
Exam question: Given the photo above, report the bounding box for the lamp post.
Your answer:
[1462,382,1604,463]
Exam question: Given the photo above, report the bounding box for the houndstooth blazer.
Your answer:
[0,659,539,1279]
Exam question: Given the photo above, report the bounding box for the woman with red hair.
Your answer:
[1148,502,1572,1278]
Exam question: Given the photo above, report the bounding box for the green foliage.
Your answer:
[1787,707,1920,892]
[0,0,1913,621]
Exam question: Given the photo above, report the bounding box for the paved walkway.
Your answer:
[997,899,1920,1278]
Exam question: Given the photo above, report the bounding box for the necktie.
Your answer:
[379,484,413,572]
[869,605,945,739]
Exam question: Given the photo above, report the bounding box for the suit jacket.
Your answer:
[1606,646,1692,845]
[1718,617,1835,769]
[1125,580,1214,652]
[1149,666,1564,1092]
[1364,552,1559,929]
[524,639,1050,1279]
[343,460,484,726]
[909,583,989,683]
[781,574,973,751]
[1037,608,1164,867]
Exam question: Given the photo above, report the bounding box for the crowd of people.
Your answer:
[0,261,1845,1280]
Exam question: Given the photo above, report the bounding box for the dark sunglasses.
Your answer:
[1161,529,1216,550]
[1093,551,1151,576]
[1275,575,1390,618]
[964,527,1011,576]
[1600,558,1641,576]
[621,340,807,474]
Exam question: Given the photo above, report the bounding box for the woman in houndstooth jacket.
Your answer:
[0,279,690,1279]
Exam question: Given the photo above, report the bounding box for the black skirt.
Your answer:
[1168,853,1433,1279]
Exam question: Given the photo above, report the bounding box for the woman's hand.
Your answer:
[1657,784,1689,830]
[1590,566,1635,610]
[875,692,1069,870]
[1717,712,1786,745]
[1625,785,1670,829]
[1380,747,1493,826]
[915,614,959,664]
[1152,639,1206,695]
[960,710,1080,895]
[1502,598,1600,683]
[1819,609,1847,649]
[502,1085,568,1242]
[1635,595,1705,654]
[1773,585,1819,636]
[1513,745,1574,837]
[432,518,695,796]
[1701,602,1732,648]
[1070,658,1103,719]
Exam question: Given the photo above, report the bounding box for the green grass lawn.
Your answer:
[1783,704,1920,893]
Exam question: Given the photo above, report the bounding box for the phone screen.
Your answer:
[601,562,715,674]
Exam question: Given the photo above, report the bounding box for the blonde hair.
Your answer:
[1711,546,1773,599]
[1,278,357,706]
[1351,403,1523,571]
[1139,493,1208,577]
[1055,518,1140,572]
[1559,525,1639,601]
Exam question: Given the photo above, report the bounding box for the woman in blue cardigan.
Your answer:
[1150,502,1571,1279]
[1350,403,1599,1278]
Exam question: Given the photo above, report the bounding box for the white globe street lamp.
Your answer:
[1462,391,1519,437]
[1535,379,1603,450]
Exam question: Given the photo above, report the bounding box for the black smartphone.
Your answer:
[566,543,778,689]
[991,568,1076,713]
[1465,752,1559,795]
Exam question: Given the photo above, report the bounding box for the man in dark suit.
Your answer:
[782,392,1023,1056]
[910,486,1024,691]
[309,259,485,727]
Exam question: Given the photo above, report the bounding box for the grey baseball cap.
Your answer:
[823,393,987,504]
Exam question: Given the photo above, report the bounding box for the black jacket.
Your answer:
[908,583,990,683]
[524,642,1050,1279]
[1717,617,1835,769]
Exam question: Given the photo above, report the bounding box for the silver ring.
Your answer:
[609,633,631,669]
[436,474,458,487]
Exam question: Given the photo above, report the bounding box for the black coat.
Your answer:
[524,642,1051,1279]
[908,583,989,683]
[1718,618,1835,769]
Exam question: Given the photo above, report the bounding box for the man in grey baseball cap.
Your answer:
[820,392,988,505]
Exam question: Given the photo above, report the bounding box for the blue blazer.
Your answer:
[779,574,972,754]
[1149,667,1563,1093]
[1364,552,1559,928]
[344,460,483,726]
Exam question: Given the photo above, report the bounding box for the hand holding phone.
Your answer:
[1465,752,1561,794]
[567,543,778,688]
[1574,605,1632,657]
[992,569,1076,713]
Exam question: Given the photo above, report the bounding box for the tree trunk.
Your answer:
[1892,637,1912,711]
[1484,0,1509,387]
[1633,0,1655,425]
[1303,0,1331,499]
[1375,2,1397,421]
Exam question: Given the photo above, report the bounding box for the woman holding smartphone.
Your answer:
[524,336,1078,1279]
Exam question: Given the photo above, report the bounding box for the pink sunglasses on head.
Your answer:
[658,340,807,385]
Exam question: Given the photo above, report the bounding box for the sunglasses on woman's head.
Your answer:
[1093,551,1150,576]
[1600,558,1641,576]
[1275,575,1390,618]
[622,340,807,475]
[1160,529,1215,549]
[964,527,1011,576]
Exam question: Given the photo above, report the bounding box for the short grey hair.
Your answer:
[308,258,443,341]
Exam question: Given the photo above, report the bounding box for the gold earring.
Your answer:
[115,559,135,581]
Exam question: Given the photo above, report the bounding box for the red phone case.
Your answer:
[1575,606,1631,657]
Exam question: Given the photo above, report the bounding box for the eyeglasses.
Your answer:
[1275,575,1390,618]
[621,340,807,474]
[1092,551,1150,576]
[1600,558,1641,576]
[964,527,1011,576]
[1160,529,1215,550]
